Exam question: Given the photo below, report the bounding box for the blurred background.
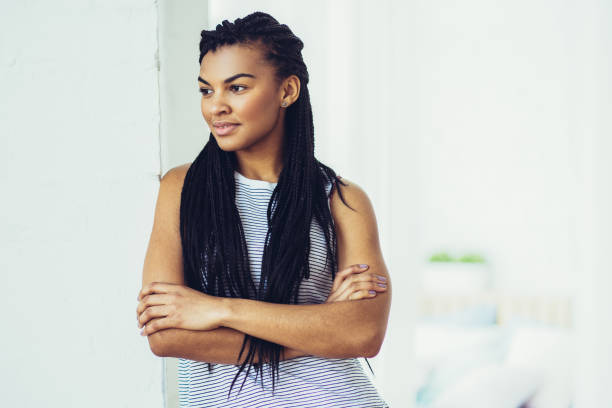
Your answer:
[1,0,610,407]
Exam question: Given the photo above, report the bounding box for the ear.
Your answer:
[279,75,301,108]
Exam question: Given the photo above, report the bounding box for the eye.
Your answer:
[199,88,211,96]
[230,85,247,92]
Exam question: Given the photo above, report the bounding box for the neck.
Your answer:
[234,150,283,183]
[234,120,284,183]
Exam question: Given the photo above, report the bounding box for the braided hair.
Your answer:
[180,11,372,399]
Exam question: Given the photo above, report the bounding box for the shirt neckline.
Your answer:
[234,170,278,188]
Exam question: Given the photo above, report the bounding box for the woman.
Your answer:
[136,11,391,407]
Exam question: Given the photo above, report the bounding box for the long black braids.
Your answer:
[179,11,374,399]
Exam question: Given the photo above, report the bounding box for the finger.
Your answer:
[136,294,173,316]
[326,264,372,302]
[325,291,337,303]
[354,280,387,293]
[138,305,171,329]
[334,269,378,297]
[327,268,378,302]
[336,280,386,302]
[348,289,378,301]
[332,264,369,292]
[138,282,175,301]
[335,264,368,284]
[141,316,171,336]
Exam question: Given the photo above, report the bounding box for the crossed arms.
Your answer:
[138,165,391,364]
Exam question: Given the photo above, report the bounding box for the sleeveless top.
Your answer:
[178,170,389,408]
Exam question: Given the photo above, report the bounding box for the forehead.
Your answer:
[199,43,271,80]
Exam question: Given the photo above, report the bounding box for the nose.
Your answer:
[206,92,231,117]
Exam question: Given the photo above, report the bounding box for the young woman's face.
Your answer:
[198,44,285,152]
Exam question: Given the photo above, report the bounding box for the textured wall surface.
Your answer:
[1,1,163,407]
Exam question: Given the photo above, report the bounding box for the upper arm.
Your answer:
[329,177,392,356]
[140,163,190,355]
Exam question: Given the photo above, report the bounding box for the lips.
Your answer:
[213,123,240,136]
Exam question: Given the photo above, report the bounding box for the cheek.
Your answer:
[237,92,278,125]
[200,99,207,118]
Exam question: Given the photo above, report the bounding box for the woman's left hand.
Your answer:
[136,282,225,336]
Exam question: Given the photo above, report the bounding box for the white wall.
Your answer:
[157,1,209,406]
[572,0,612,406]
[158,0,209,172]
[0,1,163,407]
[401,0,577,295]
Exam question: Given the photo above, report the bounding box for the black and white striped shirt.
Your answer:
[178,170,389,407]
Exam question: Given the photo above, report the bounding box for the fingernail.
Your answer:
[377,283,387,288]
[376,275,386,282]
[368,290,376,295]
[360,264,369,269]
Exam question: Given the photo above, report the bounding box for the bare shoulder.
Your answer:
[329,176,376,222]
[146,161,193,273]
[154,162,192,222]
[161,162,192,188]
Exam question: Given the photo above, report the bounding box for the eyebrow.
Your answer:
[198,73,255,86]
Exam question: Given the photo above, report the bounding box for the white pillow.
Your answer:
[504,327,575,408]
[429,363,543,408]
[415,325,511,406]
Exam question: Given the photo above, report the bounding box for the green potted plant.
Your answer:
[420,251,491,294]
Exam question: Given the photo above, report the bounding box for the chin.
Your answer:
[214,136,247,152]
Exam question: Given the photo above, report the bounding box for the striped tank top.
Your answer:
[178,169,389,407]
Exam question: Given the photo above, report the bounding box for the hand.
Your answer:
[325,264,387,303]
[136,282,225,336]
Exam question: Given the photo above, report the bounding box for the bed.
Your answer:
[414,290,575,408]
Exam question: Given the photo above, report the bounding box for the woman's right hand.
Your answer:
[325,264,387,303]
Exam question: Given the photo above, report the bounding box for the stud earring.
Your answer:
[281,101,288,107]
